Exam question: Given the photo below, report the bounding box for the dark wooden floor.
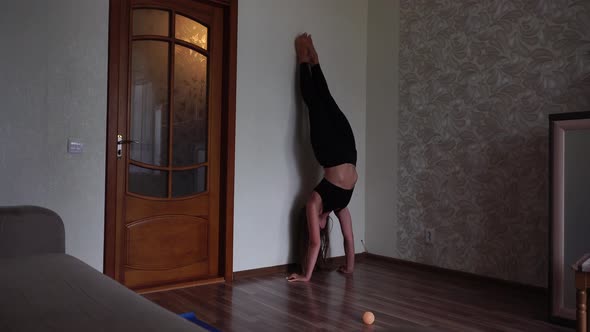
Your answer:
[144,256,574,332]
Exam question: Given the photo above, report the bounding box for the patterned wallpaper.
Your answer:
[398,0,590,286]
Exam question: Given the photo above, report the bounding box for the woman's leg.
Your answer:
[335,207,355,274]
[304,35,338,106]
[297,33,334,109]
[299,63,318,108]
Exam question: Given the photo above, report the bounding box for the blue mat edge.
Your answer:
[179,312,221,332]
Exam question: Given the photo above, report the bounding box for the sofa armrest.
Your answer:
[0,206,65,258]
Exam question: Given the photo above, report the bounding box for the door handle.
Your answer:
[117,134,138,158]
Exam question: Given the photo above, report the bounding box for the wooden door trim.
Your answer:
[105,0,129,279]
[222,0,237,283]
[104,0,237,283]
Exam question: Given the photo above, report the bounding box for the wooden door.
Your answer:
[105,0,231,291]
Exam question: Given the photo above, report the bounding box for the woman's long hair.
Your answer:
[317,216,332,270]
[298,207,333,273]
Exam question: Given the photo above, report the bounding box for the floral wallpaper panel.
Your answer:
[398,0,590,286]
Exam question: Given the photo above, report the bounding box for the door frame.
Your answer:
[104,0,237,283]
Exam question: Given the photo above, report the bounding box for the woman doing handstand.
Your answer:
[287,33,358,283]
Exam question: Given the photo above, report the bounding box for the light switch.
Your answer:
[68,139,84,154]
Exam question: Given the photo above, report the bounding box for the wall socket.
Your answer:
[67,138,84,154]
[424,228,435,245]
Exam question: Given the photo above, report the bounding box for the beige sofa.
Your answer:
[0,206,206,332]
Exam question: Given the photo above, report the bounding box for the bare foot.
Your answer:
[306,34,319,64]
[295,33,311,64]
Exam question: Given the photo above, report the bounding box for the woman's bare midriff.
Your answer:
[323,163,357,190]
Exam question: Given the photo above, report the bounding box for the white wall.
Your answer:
[364,0,400,257]
[0,0,109,271]
[233,0,368,271]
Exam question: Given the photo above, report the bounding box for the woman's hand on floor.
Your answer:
[338,265,353,274]
[287,273,309,282]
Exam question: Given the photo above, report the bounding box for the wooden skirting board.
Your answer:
[366,253,546,294]
[233,252,546,294]
[233,253,368,279]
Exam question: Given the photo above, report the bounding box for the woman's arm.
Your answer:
[288,193,323,282]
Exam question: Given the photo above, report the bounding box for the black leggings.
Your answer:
[299,63,356,168]
[300,63,356,212]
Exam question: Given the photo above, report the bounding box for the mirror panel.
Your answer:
[549,112,590,324]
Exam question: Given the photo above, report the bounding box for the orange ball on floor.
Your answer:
[362,311,375,325]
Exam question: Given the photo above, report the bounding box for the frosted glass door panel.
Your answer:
[173,45,208,167]
[130,41,170,166]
